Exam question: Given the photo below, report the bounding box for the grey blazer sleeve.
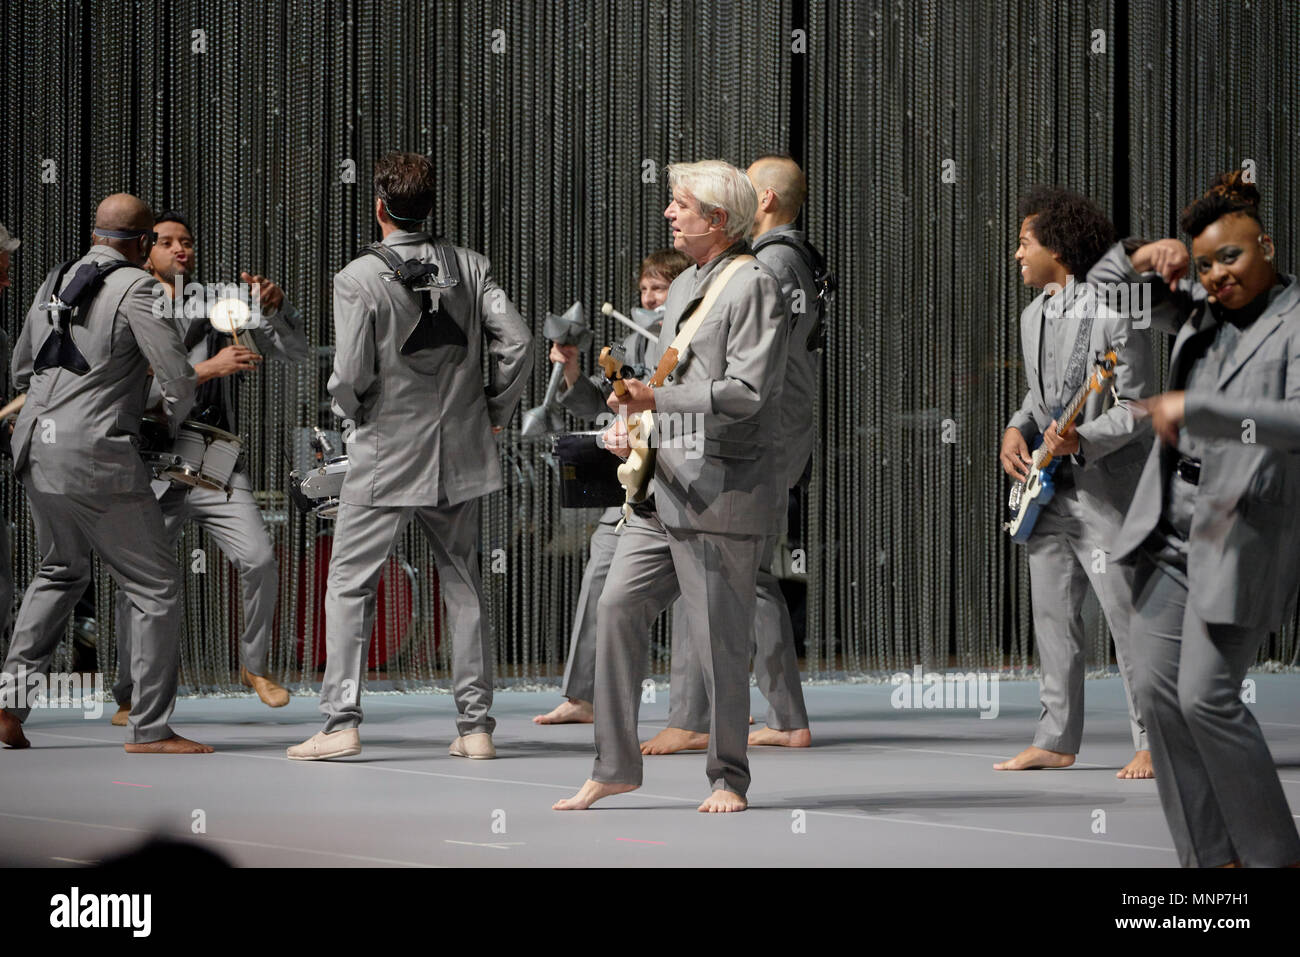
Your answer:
[477,266,533,428]
[1007,389,1039,442]
[1074,314,1155,461]
[1087,241,1198,336]
[327,271,377,423]
[557,373,608,420]
[125,278,197,425]
[1185,331,1300,451]
[250,298,310,364]
[656,270,787,423]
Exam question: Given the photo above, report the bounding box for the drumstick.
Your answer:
[0,393,26,421]
[601,303,659,343]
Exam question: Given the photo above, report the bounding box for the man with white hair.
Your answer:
[554,160,789,813]
[0,223,20,637]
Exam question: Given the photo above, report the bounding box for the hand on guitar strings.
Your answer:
[605,377,655,415]
[1041,419,1080,457]
[999,428,1033,481]
[1136,391,1185,446]
[241,271,285,313]
[600,417,633,459]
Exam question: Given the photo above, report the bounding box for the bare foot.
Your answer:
[749,715,754,725]
[110,705,130,727]
[0,709,30,749]
[1117,750,1155,779]
[533,698,593,725]
[552,778,638,810]
[749,726,812,747]
[124,735,214,754]
[699,789,748,812]
[993,746,1075,770]
[640,727,709,754]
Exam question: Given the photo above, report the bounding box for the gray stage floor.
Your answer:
[4,676,1300,867]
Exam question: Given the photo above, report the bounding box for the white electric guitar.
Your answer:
[606,255,755,526]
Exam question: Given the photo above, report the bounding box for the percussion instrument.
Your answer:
[139,416,243,495]
[287,533,428,673]
[289,427,348,519]
[552,431,625,508]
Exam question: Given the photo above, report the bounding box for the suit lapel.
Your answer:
[1022,295,1045,409]
[1215,282,1300,390]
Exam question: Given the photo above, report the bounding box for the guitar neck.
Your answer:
[1058,373,1096,432]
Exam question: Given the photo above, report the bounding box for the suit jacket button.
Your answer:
[666,375,674,383]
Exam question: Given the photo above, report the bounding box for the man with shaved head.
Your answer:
[643,154,822,757]
[0,193,206,753]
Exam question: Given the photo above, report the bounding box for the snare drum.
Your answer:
[289,455,349,519]
[140,417,243,494]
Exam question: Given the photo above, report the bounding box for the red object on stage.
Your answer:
[279,534,439,671]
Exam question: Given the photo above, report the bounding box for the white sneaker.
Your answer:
[287,728,362,760]
[448,732,496,759]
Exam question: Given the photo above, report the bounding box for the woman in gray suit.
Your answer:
[1108,172,1300,867]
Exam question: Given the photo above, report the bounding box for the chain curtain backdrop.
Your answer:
[0,0,1296,697]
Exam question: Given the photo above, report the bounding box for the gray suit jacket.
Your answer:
[1006,242,1156,534]
[753,225,820,487]
[1110,259,1300,629]
[329,230,533,507]
[11,246,197,494]
[649,244,789,536]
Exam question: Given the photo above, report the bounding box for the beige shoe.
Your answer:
[110,705,130,727]
[449,732,496,759]
[286,728,361,760]
[241,667,290,708]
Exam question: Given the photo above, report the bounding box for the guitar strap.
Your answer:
[1057,284,1097,413]
[648,254,754,387]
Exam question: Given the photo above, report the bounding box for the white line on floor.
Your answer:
[16,728,1170,857]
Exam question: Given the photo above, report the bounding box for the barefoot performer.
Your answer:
[110,210,307,725]
[533,248,690,727]
[1110,172,1300,866]
[995,187,1154,778]
[0,194,209,754]
[645,154,823,754]
[554,160,788,813]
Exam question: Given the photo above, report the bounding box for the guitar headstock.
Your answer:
[1089,349,1121,390]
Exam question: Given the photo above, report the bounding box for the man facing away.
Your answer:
[288,152,531,762]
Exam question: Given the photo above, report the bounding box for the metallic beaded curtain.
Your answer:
[1126,0,1300,664]
[0,0,793,691]
[1,0,1296,694]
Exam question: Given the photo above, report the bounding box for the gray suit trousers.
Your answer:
[559,519,620,703]
[667,533,808,732]
[593,509,763,796]
[0,511,12,639]
[1129,554,1300,867]
[1026,486,1147,754]
[320,498,494,737]
[113,477,277,706]
[0,486,182,742]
